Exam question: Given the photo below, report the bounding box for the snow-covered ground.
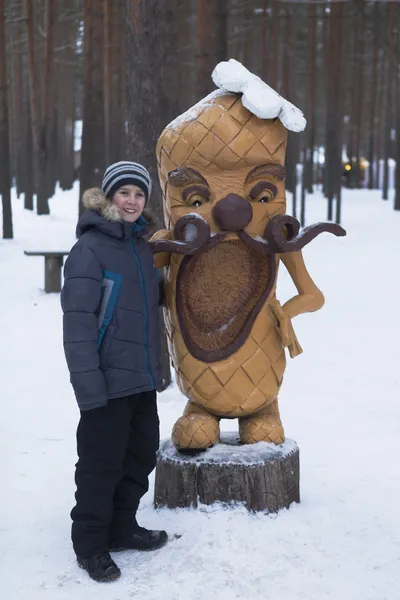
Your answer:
[1,185,399,600]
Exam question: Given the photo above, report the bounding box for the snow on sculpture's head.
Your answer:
[156,59,306,235]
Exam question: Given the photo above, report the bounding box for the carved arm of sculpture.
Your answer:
[150,229,172,268]
[271,251,325,358]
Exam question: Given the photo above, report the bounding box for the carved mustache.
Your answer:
[150,213,346,257]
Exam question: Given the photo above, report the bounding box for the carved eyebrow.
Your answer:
[249,181,278,200]
[245,164,286,184]
[168,167,209,187]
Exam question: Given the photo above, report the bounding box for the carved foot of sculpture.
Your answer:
[172,402,220,451]
[239,399,285,444]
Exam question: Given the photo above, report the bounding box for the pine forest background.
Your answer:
[1,0,399,240]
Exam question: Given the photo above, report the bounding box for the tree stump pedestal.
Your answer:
[154,433,300,513]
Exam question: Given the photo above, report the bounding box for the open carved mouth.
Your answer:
[176,237,276,362]
[151,213,346,363]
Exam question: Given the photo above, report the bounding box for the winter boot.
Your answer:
[77,552,121,582]
[109,526,168,552]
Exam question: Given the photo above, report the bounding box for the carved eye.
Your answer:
[249,181,277,204]
[182,185,210,208]
[259,190,275,203]
[188,194,204,207]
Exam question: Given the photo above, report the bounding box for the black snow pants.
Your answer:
[70,390,159,558]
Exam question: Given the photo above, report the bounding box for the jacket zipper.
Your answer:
[130,232,155,389]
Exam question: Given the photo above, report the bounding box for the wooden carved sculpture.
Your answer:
[151,60,346,450]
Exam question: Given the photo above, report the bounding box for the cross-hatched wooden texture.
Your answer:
[164,251,286,421]
[239,399,285,444]
[154,436,300,513]
[156,94,287,229]
[172,402,220,449]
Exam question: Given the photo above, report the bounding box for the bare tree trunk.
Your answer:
[322,10,331,200]
[103,0,111,165]
[215,0,228,64]
[196,0,215,99]
[42,0,57,202]
[270,0,280,89]
[56,3,77,191]
[307,6,317,194]
[25,0,56,215]
[15,30,24,198]
[109,2,127,162]
[0,0,13,238]
[368,1,379,190]
[125,0,174,391]
[394,8,400,210]
[382,1,395,200]
[334,1,348,225]
[346,1,359,188]
[282,6,297,218]
[242,0,254,71]
[395,77,400,210]
[354,0,365,189]
[301,4,317,226]
[23,59,34,210]
[229,0,243,62]
[326,0,345,221]
[79,0,105,215]
[25,0,39,210]
[260,0,269,82]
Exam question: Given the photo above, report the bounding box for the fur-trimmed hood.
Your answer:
[82,187,122,221]
[77,187,159,239]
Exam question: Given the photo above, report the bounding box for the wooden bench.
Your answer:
[24,251,70,293]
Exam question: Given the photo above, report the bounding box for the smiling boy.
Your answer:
[61,161,167,582]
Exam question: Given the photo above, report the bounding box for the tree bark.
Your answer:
[24,63,34,211]
[56,4,76,191]
[125,0,179,390]
[0,0,13,238]
[42,0,58,202]
[196,0,215,99]
[25,0,39,210]
[334,1,347,225]
[301,5,317,226]
[367,1,379,190]
[260,0,270,82]
[270,0,280,89]
[394,7,400,210]
[382,1,395,201]
[215,0,228,64]
[103,0,111,165]
[109,1,127,162]
[325,7,336,219]
[307,6,317,195]
[154,436,300,513]
[353,0,365,189]
[395,79,400,211]
[282,7,298,216]
[79,0,105,215]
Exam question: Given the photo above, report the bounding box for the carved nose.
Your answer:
[212,194,253,232]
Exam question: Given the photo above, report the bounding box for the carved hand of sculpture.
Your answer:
[270,299,302,359]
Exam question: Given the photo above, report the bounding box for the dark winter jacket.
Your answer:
[61,188,162,410]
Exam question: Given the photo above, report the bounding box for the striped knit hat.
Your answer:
[102,161,152,204]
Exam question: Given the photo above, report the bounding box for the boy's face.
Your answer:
[112,185,145,222]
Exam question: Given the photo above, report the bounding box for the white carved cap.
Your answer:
[211,59,307,133]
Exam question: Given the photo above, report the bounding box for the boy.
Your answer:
[61,161,167,582]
